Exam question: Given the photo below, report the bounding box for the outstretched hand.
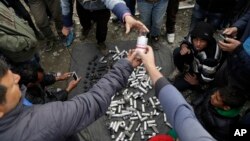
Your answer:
[124,15,149,34]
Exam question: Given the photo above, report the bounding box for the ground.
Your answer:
[39,5,193,89]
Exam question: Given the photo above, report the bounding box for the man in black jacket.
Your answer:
[0,50,141,141]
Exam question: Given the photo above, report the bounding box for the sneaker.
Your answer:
[80,28,90,40]
[97,42,108,55]
[167,33,175,43]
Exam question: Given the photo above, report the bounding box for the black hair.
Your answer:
[219,86,247,108]
[0,60,8,104]
[190,21,214,43]
[17,63,41,86]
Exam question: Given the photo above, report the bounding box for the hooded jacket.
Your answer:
[0,1,38,63]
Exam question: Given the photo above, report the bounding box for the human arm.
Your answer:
[156,79,215,141]
[179,36,193,55]
[137,46,215,141]
[41,72,72,86]
[51,78,80,101]
[55,72,71,81]
[34,51,140,137]
[230,10,250,38]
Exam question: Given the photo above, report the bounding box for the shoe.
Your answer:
[97,42,108,55]
[80,28,90,40]
[167,33,175,43]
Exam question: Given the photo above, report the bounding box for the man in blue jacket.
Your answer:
[0,50,141,141]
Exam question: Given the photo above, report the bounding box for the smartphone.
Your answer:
[214,32,227,42]
[72,72,79,80]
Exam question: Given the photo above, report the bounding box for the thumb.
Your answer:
[125,23,131,34]
[130,51,137,59]
[146,45,153,53]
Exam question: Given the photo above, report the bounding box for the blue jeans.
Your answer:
[124,0,136,16]
[189,3,223,32]
[137,0,168,36]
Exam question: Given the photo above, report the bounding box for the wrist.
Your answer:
[66,87,71,92]
[123,13,132,23]
[145,64,157,71]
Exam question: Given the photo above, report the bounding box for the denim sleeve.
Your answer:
[60,0,73,27]
[101,0,130,21]
[157,84,216,141]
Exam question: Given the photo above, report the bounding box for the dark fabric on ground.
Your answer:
[70,41,174,141]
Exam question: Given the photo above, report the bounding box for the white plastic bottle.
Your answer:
[135,32,148,57]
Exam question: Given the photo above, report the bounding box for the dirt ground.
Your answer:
[39,5,193,89]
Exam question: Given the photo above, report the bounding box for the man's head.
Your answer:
[210,87,246,110]
[0,60,21,118]
[190,22,214,51]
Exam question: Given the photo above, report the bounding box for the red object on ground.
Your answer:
[148,134,175,141]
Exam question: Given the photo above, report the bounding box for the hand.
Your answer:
[126,49,142,68]
[66,78,81,92]
[184,73,199,85]
[137,46,156,69]
[180,44,191,55]
[223,27,238,38]
[56,72,71,81]
[124,15,149,34]
[218,38,241,52]
[62,26,70,36]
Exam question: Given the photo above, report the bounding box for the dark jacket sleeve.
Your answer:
[32,59,133,138]
[45,89,69,103]
[41,74,56,86]
[155,77,215,141]
[232,10,250,38]
[227,44,250,91]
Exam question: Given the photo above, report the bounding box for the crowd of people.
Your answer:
[0,0,250,141]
